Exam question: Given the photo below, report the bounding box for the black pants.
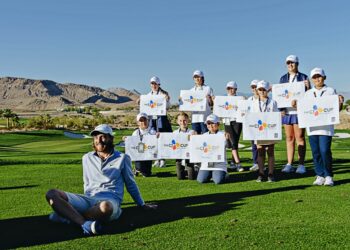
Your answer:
[176,159,197,180]
[135,161,152,177]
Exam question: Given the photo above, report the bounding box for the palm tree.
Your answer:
[2,109,14,128]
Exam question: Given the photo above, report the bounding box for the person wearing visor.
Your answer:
[189,70,214,134]
[292,68,344,186]
[247,79,260,172]
[46,124,156,236]
[249,81,278,182]
[197,114,228,184]
[147,76,172,168]
[279,55,311,174]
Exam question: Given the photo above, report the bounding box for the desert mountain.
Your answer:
[0,77,139,111]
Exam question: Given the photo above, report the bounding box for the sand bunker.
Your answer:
[334,133,350,139]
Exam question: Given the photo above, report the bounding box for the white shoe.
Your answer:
[236,164,244,172]
[282,164,294,173]
[153,160,160,167]
[324,176,334,186]
[249,164,259,171]
[313,176,325,186]
[159,159,166,168]
[295,165,306,174]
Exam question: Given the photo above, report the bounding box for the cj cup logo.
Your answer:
[219,101,238,111]
[305,105,334,116]
[145,100,163,109]
[278,89,301,99]
[164,139,188,150]
[183,95,204,104]
[197,142,219,153]
[131,143,156,153]
[249,120,277,131]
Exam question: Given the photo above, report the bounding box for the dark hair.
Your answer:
[177,112,189,120]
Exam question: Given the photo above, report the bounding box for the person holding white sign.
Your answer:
[123,113,157,177]
[292,68,343,186]
[247,80,260,171]
[279,55,310,174]
[249,81,278,182]
[219,81,244,172]
[173,112,197,180]
[146,76,172,168]
[189,70,214,134]
[197,114,228,185]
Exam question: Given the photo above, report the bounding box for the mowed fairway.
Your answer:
[1,130,350,249]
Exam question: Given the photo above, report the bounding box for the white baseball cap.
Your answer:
[257,80,270,90]
[206,114,220,124]
[310,67,326,78]
[136,112,148,121]
[226,81,238,89]
[150,76,160,85]
[193,70,204,77]
[250,79,259,86]
[90,124,114,137]
[285,55,299,63]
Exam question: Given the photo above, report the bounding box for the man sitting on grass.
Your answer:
[45,124,156,236]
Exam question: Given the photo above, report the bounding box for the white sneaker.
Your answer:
[159,159,166,168]
[295,165,306,174]
[153,160,160,167]
[282,164,294,173]
[313,176,325,186]
[236,164,244,172]
[249,164,259,171]
[324,176,334,186]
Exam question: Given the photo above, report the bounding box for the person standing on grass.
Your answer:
[173,112,197,180]
[139,76,172,168]
[189,70,214,134]
[292,68,344,186]
[45,124,156,236]
[219,81,244,172]
[247,80,260,172]
[197,114,229,185]
[280,55,311,174]
[249,81,279,182]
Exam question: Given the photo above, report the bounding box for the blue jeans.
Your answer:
[197,170,226,184]
[251,140,258,164]
[308,135,333,177]
[192,122,208,135]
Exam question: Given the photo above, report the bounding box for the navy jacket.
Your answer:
[279,72,308,83]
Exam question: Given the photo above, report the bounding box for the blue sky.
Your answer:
[1,0,349,99]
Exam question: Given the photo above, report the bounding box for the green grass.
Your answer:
[1,129,350,249]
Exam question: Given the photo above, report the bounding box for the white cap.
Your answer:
[150,76,160,85]
[310,67,326,78]
[250,79,259,86]
[90,124,114,137]
[257,80,270,90]
[285,55,299,63]
[193,70,204,77]
[206,114,220,124]
[226,81,238,89]
[136,112,148,121]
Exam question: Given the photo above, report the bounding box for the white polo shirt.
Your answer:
[190,84,213,123]
[304,85,337,136]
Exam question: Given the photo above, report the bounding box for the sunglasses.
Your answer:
[258,88,267,92]
[286,61,296,65]
[312,74,323,79]
[251,86,257,89]
[206,122,217,125]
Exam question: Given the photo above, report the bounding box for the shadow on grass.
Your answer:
[0,185,39,190]
[0,185,309,249]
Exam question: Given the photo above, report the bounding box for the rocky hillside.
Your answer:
[0,77,139,111]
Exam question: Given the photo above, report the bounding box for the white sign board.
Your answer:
[125,135,158,161]
[179,90,206,111]
[189,134,225,163]
[158,133,190,159]
[272,81,305,108]
[213,96,245,118]
[297,95,340,128]
[243,112,282,140]
[140,95,166,116]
